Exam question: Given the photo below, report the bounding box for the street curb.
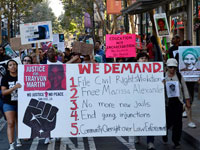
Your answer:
[182,119,200,150]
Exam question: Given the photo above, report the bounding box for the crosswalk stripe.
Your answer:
[116,136,136,150]
[88,137,96,150]
[0,117,6,131]
[30,138,39,150]
[47,138,55,150]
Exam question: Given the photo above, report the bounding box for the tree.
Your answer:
[22,0,61,33]
[0,0,43,43]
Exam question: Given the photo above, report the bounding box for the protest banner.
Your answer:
[154,13,170,37]
[10,37,32,50]
[106,34,136,58]
[72,41,93,55]
[18,62,166,138]
[20,21,53,45]
[179,46,200,81]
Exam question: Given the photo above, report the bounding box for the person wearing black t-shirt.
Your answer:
[168,35,181,62]
[1,60,22,150]
[0,45,11,62]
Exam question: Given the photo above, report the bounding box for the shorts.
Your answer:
[3,104,17,112]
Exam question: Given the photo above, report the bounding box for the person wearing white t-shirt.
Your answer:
[47,48,62,64]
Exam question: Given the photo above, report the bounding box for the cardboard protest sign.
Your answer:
[179,46,200,81]
[106,34,136,58]
[10,37,32,50]
[154,13,170,37]
[18,62,166,138]
[72,41,93,55]
[20,21,53,45]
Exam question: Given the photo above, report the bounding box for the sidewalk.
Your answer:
[182,84,200,149]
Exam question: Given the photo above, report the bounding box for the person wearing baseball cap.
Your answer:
[163,58,191,149]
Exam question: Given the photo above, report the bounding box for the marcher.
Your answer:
[163,58,191,149]
[150,36,163,61]
[21,55,33,65]
[47,47,62,64]
[168,35,181,61]
[0,44,11,62]
[94,41,106,63]
[181,40,197,128]
[136,52,155,150]
[1,60,22,150]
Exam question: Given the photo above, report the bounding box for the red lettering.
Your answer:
[93,64,99,74]
[143,64,152,73]
[133,63,142,73]
[121,64,133,73]
[153,63,162,73]
[78,64,91,74]
[112,64,120,73]
[104,64,112,74]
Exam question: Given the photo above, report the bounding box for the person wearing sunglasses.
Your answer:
[22,56,33,65]
[163,58,190,149]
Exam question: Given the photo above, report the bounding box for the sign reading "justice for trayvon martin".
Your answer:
[18,62,166,138]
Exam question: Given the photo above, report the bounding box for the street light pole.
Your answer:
[124,0,129,33]
[196,0,199,45]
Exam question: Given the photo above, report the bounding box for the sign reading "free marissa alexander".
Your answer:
[18,62,166,138]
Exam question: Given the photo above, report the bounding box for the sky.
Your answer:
[49,0,64,18]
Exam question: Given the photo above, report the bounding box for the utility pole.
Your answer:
[187,0,193,43]
[124,0,129,33]
[196,0,199,45]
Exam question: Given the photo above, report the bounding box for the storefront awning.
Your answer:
[121,0,175,15]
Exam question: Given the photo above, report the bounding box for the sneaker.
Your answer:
[162,136,168,144]
[188,122,196,128]
[44,138,51,144]
[182,111,187,118]
[134,136,140,144]
[8,142,15,150]
[147,142,155,150]
[16,139,22,147]
[173,144,181,149]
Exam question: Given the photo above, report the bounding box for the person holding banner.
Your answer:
[163,58,191,149]
[1,60,22,150]
[136,52,156,150]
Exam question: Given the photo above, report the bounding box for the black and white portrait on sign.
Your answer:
[166,81,180,98]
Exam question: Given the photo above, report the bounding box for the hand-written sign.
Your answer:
[18,63,166,138]
[106,34,136,58]
[72,41,93,55]
[10,37,32,50]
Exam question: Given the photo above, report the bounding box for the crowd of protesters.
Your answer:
[0,33,199,150]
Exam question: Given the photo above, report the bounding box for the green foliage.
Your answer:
[22,0,62,33]
[60,0,93,34]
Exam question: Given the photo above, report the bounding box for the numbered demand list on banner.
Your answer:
[18,63,166,138]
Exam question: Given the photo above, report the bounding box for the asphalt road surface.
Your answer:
[0,116,196,150]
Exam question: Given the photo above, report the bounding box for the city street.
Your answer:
[0,116,196,150]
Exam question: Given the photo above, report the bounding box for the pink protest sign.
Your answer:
[24,65,66,91]
[106,34,136,58]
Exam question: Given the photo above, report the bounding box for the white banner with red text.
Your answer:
[18,63,166,138]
